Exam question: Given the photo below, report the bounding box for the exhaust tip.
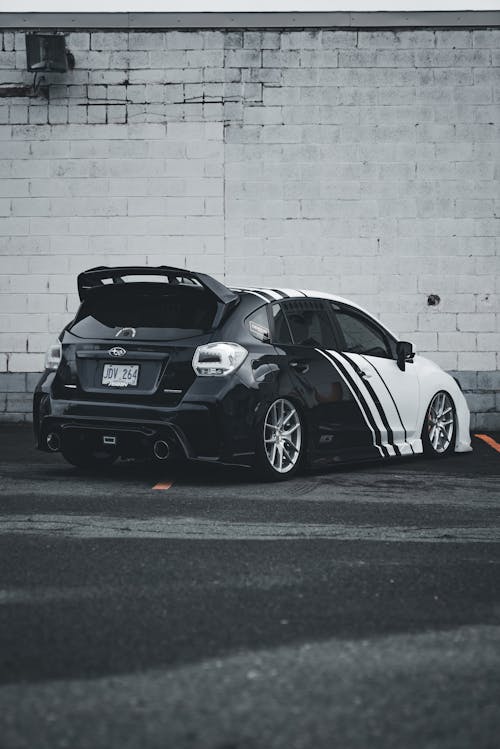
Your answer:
[46,432,60,452]
[153,440,170,461]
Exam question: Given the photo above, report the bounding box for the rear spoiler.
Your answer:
[78,265,238,303]
[77,265,240,327]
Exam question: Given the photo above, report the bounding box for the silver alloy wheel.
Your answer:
[427,391,455,454]
[263,398,302,474]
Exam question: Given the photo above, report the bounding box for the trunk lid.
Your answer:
[56,267,239,405]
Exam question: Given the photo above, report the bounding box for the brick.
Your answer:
[422,351,458,370]
[243,107,282,125]
[0,373,26,391]
[68,33,90,51]
[418,313,457,332]
[0,51,15,68]
[477,333,500,351]
[91,32,128,51]
[26,372,43,390]
[458,352,496,370]
[281,31,322,50]
[129,33,165,50]
[447,371,477,391]
[301,51,338,68]
[2,32,15,52]
[322,31,357,49]
[6,393,32,413]
[8,353,43,372]
[438,332,477,351]
[466,393,496,412]
[260,32,281,50]
[458,314,496,332]
[435,31,472,48]
[166,32,203,50]
[224,32,243,49]
[477,371,500,390]
[473,29,500,48]
[226,50,261,68]
[203,31,225,49]
[9,105,28,124]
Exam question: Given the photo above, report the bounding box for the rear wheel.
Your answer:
[61,445,116,470]
[255,398,304,481]
[422,391,456,457]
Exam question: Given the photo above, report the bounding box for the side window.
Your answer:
[247,305,270,342]
[332,306,392,359]
[271,303,293,345]
[282,302,338,349]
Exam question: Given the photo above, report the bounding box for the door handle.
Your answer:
[290,360,310,374]
[350,361,372,380]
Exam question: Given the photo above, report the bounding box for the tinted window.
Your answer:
[71,283,217,340]
[282,301,337,349]
[271,303,292,345]
[332,306,392,358]
[247,306,270,342]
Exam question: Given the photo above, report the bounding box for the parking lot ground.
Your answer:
[0,424,499,749]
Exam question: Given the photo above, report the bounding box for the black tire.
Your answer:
[421,390,456,458]
[61,445,116,470]
[255,398,305,481]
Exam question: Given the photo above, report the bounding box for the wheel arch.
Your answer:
[419,381,471,454]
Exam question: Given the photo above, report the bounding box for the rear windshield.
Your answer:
[70,283,218,340]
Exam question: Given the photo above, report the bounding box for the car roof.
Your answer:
[231,286,398,340]
[231,286,367,314]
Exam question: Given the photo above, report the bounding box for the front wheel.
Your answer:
[422,391,456,457]
[255,398,304,481]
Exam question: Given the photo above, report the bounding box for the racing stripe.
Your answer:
[235,288,274,303]
[325,350,391,458]
[316,349,386,458]
[337,352,399,457]
[359,354,414,455]
[270,288,289,299]
[244,288,276,302]
[280,288,308,298]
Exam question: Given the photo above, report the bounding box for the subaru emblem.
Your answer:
[108,346,126,357]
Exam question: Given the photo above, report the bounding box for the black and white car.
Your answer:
[34,265,471,480]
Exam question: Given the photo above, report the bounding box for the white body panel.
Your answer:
[249,286,472,457]
[344,352,421,456]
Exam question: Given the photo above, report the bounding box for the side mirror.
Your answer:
[396,340,414,372]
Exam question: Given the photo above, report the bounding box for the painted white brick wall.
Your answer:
[0,119,225,372]
[0,26,499,424]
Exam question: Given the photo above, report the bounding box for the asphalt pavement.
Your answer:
[1,424,499,749]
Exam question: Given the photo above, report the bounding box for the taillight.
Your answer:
[192,342,247,377]
[44,341,62,371]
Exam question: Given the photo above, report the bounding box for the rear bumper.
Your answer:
[33,372,261,467]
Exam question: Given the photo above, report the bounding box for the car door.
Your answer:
[271,299,381,462]
[327,302,421,456]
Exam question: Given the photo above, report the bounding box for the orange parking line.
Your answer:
[474,434,500,453]
[152,480,174,490]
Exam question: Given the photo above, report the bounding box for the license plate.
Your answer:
[102,363,139,387]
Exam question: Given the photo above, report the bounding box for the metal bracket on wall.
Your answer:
[0,74,49,99]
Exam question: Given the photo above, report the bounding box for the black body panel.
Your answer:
[33,269,394,469]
